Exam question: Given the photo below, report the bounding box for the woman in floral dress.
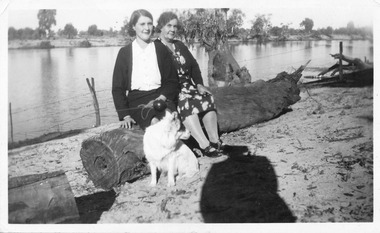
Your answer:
[156,11,223,157]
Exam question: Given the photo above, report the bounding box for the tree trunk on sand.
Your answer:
[80,61,309,190]
[213,69,303,133]
[214,61,309,133]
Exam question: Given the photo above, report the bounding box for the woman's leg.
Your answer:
[183,114,210,149]
[202,110,219,143]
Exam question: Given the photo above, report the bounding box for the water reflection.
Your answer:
[40,49,59,100]
[254,44,264,57]
[304,41,312,49]
[40,49,62,131]
[303,42,313,60]
[272,41,287,47]
[67,47,74,57]
[41,49,53,78]
[345,44,353,53]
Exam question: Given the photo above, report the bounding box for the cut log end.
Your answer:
[80,128,149,190]
[81,139,119,189]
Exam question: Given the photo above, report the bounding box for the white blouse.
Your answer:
[131,40,161,91]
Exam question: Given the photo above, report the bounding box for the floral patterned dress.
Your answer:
[162,40,216,121]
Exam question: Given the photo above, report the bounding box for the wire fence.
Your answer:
[8,85,118,143]
[8,41,355,144]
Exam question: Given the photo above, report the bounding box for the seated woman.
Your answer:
[112,9,179,130]
[156,11,223,158]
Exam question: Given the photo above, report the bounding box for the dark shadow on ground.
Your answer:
[200,145,296,223]
[271,107,293,121]
[74,190,116,223]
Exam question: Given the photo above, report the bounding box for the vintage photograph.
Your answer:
[1,0,378,232]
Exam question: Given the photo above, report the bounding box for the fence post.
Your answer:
[86,77,101,127]
[9,102,14,143]
[339,41,343,80]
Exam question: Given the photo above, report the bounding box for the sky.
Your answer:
[3,0,377,32]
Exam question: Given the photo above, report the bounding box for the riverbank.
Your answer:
[7,34,368,50]
[7,82,374,226]
[7,36,130,49]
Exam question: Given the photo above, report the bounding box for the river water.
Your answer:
[8,40,373,142]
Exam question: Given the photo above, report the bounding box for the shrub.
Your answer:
[80,40,91,47]
[39,41,54,49]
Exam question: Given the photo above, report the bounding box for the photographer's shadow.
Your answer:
[200,145,296,223]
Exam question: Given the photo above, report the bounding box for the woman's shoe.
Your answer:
[201,145,221,158]
[210,139,224,152]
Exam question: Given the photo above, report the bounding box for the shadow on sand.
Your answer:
[74,190,116,223]
[200,145,296,223]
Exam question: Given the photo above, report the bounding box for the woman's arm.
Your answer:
[156,42,180,101]
[112,47,131,121]
[178,41,204,86]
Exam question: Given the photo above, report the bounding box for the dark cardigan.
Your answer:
[112,40,179,121]
[170,39,204,86]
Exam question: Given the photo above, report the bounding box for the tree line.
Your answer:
[8,9,372,41]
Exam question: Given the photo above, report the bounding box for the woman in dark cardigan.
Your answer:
[112,9,179,130]
[156,12,223,157]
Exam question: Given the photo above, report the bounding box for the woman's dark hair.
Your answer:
[128,9,153,37]
[156,11,179,33]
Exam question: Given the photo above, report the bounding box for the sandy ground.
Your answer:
[7,85,374,225]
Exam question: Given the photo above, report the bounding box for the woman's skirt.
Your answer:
[128,89,176,130]
[177,81,216,121]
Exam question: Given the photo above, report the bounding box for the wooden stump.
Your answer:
[80,128,149,190]
[8,170,79,223]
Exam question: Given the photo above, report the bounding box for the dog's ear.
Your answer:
[163,110,174,121]
[172,111,178,119]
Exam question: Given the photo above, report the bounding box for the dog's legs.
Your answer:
[167,156,176,187]
[149,163,158,186]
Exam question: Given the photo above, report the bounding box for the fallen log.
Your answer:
[80,129,149,190]
[8,170,79,223]
[302,67,373,88]
[303,53,373,88]
[214,60,308,132]
[80,61,309,190]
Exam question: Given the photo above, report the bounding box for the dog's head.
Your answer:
[161,110,192,140]
[161,110,181,131]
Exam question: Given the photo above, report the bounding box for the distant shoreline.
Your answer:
[7,36,129,49]
[7,34,370,50]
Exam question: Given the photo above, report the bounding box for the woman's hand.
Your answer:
[146,95,167,108]
[197,84,212,95]
[145,100,155,108]
[120,115,136,129]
